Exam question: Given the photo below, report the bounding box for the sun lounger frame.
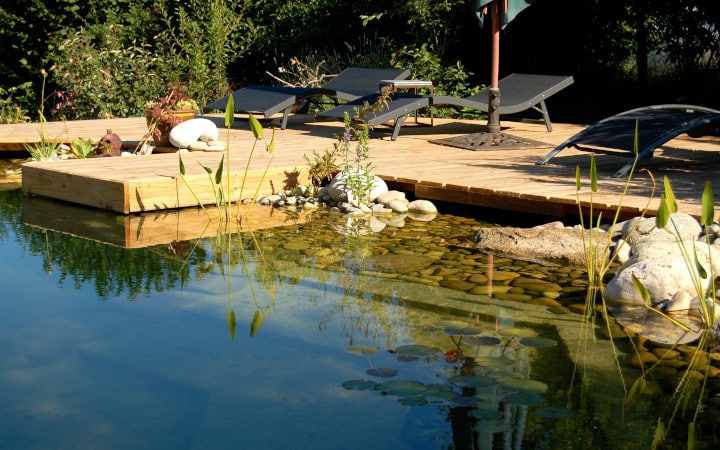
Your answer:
[203,68,410,129]
[536,104,720,178]
[318,73,574,140]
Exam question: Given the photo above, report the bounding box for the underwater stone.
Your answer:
[439,280,477,292]
[628,351,659,368]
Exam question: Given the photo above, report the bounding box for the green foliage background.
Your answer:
[0,0,718,123]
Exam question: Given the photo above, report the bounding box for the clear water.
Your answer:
[0,188,714,449]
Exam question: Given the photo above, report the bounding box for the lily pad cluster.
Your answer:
[341,320,570,429]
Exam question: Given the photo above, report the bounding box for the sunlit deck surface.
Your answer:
[2,113,719,219]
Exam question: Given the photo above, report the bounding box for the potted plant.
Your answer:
[144,86,200,146]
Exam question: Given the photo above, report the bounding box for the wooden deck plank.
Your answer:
[2,114,718,219]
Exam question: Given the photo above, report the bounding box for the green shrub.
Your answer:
[51,23,168,120]
[0,82,32,123]
[391,44,480,119]
[158,0,260,103]
[50,0,259,121]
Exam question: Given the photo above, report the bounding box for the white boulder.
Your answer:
[324,169,388,204]
[621,212,702,247]
[169,118,219,148]
[605,241,720,306]
[376,190,407,205]
[407,199,437,214]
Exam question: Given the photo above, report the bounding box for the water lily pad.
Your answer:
[366,367,398,378]
[398,396,428,406]
[434,320,470,329]
[469,408,502,420]
[519,337,557,348]
[498,327,538,338]
[474,419,513,433]
[394,344,441,358]
[452,396,485,407]
[464,336,502,346]
[503,392,545,405]
[475,356,515,368]
[422,387,457,402]
[374,380,427,396]
[345,345,380,355]
[488,370,523,383]
[537,406,572,418]
[448,375,497,389]
[444,325,483,336]
[500,378,549,394]
[342,379,377,391]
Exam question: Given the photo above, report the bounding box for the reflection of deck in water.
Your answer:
[4,114,720,218]
[22,195,306,248]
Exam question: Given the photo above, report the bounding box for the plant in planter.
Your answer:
[144,87,200,147]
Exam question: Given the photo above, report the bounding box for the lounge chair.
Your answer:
[316,93,433,141]
[203,67,410,129]
[317,73,574,140]
[536,104,720,178]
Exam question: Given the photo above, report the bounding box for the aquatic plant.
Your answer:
[627,178,719,447]
[341,319,563,444]
[177,96,274,222]
[177,93,276,340]
[574,122,720,448]
[304,89,393,204]
[303,147,340,193]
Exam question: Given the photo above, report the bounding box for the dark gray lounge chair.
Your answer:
[318,73,574,140]
[203,67,410,129]
[536,104,720,178]
[316,93,432,141]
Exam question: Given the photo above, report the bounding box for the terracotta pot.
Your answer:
[144,108,197,146]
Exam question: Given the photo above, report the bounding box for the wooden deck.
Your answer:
[3,113,720,220]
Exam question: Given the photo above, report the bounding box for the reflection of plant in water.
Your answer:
[189,230,276,341]
[316,286,407,350]
[177,94,277,340]
[14,226,192,299]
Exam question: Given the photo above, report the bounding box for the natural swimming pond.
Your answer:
[1,187,718,449]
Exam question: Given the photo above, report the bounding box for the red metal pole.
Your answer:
[491,0,501,89]
[487,0,503,134]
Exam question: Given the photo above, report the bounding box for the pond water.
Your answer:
[0,188,718,449]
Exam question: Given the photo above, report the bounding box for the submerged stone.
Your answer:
[364,254,436,274]
[439,280,478,292]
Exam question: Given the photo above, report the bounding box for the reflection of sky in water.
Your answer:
[0,228,466,449]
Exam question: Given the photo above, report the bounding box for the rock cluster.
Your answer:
[471,213,720,344]
[253,169,437,219]
[244,171,439,235]
[605,212,720,315]
[254,183,437,226]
